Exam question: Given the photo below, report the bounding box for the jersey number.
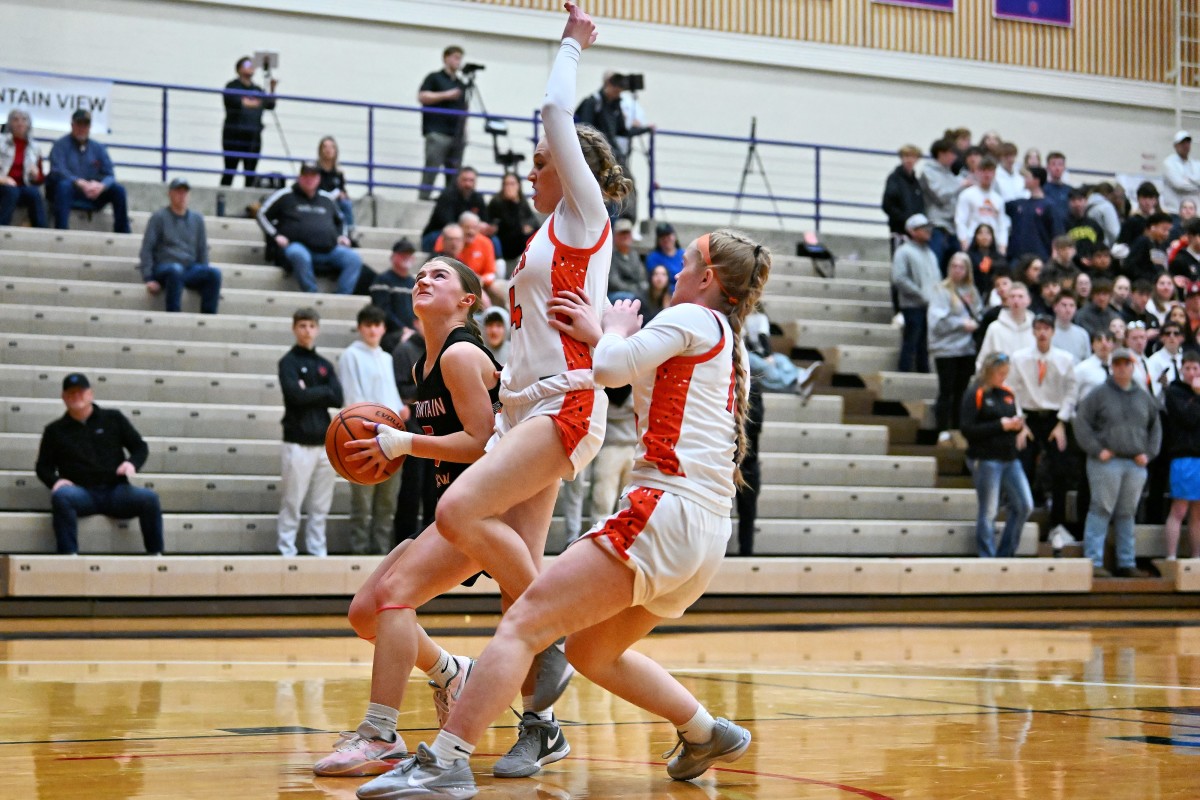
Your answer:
[509,286,523,329]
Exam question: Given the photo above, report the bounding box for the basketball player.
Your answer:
[356,226,770,798]
[313,256,501,777]
[352,2,632,779]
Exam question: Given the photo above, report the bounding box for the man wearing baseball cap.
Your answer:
[1074,348,1162,577]
[1164,130,1200,215]
[46,108,131,233]
[891,213,941,373]
[370,238,418,352]
[34,374,164,555]
[138,178,222,314]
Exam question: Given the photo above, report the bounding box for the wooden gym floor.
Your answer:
[2,610,1199,799]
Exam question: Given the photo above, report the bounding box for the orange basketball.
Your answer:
[325,402,407,485]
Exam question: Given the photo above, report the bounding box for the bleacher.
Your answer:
[1,181,1156,602]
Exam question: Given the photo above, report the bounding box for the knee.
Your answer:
[110,183,127,199]
[50,488,78,511]
[496,598,557,653]
[347,591,378,640]
[434,491,470,545]
[208,266,223,288]
[158,262,184,281]
[140,490,162,513]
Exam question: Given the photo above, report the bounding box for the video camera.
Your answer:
[611,73,645,93]
[462,63,486,75]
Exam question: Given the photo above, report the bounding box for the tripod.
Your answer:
[732,117,785,229]
[262,63,295,172]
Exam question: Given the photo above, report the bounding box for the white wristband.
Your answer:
[375,425,414,460]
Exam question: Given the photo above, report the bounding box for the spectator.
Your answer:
[391,317,436,542]
[1009,314,1078,539]
[591,385,638,536]
[955,158,1009,255]
[643,264,672,322]
[961,146,984,179]
[46,109,129,233]
[1074,278,1122,336]
[882,144,925,247]
[0,108,47,227]
[316,136,358,243]
[1024,147,1043,169]
[607,218,647,301]
[1051,292,1091,363]
[961,353,1033,558]
[277,308,343,557]
[1006,166,1064,261]
[1185,283,1200,341]
[1121,280,1160,345]
[1163,352,1200,559]
[137,178,221,314]
[966,222,1006,297]
[1065,188,1106,253]
[1170,218,1200,289]
[416,45,468,200]
[34,373,163,556]
[1012,254,1044,290]
[1074,271,1093,305]
[481,307,510,365]
[574,71,651,172]
[1174,200,1198,245]
[1086,183,1122,245]
[486,172,538,263]
[1043,236,1077,285]
[1123,211,1174,284]
[1168,299,1191,338]
[978,130,1003,159]
[735,374,764,557]
[371,238,417,353]
[436,222,466,261]
[1126,321,1154,396]
[1074,347,1161,577]
[928,252,981,436]
[977,281,1035,370]
[338,305,404,555]
[976,269,1013,347]
[1164,131,1200,214]
[1043,150,1073,217]
[257,162,362,294]
[1030,275,1061,318]
[1111,275,1132,316]
[1119,182,1163,245]
[994,141,1027,202]
[745,305,804,393]
[646,222,684,288]
[221,55,276,188]
[1109,316,1127,347]
[1077,242,1115,283]
[420,166,489,252]
[919,138,966,266]
[1149,322,1187,391]
[434,212,505,307]
[947,126,972,173]
[892,213,941,373]
[1074,330,1116,407]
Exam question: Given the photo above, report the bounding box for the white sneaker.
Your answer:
[1048,526,1074,552]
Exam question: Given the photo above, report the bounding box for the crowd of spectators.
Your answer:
[885,126,1200,573]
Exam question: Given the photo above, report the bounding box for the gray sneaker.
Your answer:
[355,742,477,800]
[492,712,570,778]
[664,717,752,781]
[530,639,574,712]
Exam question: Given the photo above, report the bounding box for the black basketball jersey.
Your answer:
[413,326,502,496]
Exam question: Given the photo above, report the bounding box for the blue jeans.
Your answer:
[47,176,131,233]
[335,196,356,230]
[898,306,929,373]
[972,458,1033,557]
[1084,457,1146,569]
[0,184,48,227]
[283,242,362,294]
[929,226,958,275]
[50,483,164,554]
[151,262,222,314]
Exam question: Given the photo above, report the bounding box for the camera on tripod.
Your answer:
[462,63,486,76]
[612,73,645,93]
[485,118,525,172]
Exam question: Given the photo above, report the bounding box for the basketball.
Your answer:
[324,402,407,485]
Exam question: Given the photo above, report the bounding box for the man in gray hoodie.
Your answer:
[1074,347,1162,577]
[892,213,942,373]
[919,138,969,267]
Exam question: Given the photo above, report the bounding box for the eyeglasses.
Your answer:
[1163,330,1185,337]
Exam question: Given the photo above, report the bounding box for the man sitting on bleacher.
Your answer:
[138,178,222,314]
[46,109,131,234]
[34,373,164,555]
[257,162,362,294]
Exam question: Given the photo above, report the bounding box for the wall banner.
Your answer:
[0,71,113,133]
[994,0,1073,27]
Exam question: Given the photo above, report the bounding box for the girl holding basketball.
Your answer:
[313,255,501,777]
[348,2,632,780]
[357,228,770,799]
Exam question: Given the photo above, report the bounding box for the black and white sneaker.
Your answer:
[492,712,570,778]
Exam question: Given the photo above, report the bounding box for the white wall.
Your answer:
[5,0,1176,234]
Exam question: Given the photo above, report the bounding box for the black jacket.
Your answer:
[574,90,648,163]
[278,345,343,445]
[35,405,149,489]
[257,185,345,255]
[1165,379,1200,458]
[882,166,925,236]
[960,383,1021,461]
[222,79,275,138]
[422,186,488,237]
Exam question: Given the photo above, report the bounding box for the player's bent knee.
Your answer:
[347,592,377,639]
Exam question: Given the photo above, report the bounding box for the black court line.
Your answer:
[5,617,1200,641]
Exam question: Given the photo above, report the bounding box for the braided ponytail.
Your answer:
[575,123,634,203]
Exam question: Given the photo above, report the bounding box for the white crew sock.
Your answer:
[430,729,475,766]
[522,695,553,721]
[425,649,460,689]
[360,702,399,742]
[677,704,716,744]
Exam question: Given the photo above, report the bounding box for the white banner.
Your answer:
[0,71,113,133]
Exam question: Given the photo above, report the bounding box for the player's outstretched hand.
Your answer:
[562,2,598,48]
[549,288,603,346]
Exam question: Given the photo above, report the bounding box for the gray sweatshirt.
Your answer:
[927,284,981,358]
[891,241,941,309]
[919,160,962,230]
[1085,192,1121,245]
[138,207,209,279]
[1074,377,1162,460]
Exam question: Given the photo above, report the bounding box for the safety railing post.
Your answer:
[813,146,822,231]
[367,106,376,195]
[160,87,169,182]
[648,128,657,220]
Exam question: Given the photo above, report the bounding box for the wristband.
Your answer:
[375,424,414,459]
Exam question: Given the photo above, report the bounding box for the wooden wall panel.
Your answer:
[463,0,1171,84]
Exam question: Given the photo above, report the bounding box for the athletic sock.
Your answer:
[677,705,716,744]
[425,649,459,689]
[359,702,399,743]
[523,695,553,721]
[430,730,475,766]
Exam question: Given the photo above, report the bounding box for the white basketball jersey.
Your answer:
[501,213,612,401]
[626,303,740,514]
